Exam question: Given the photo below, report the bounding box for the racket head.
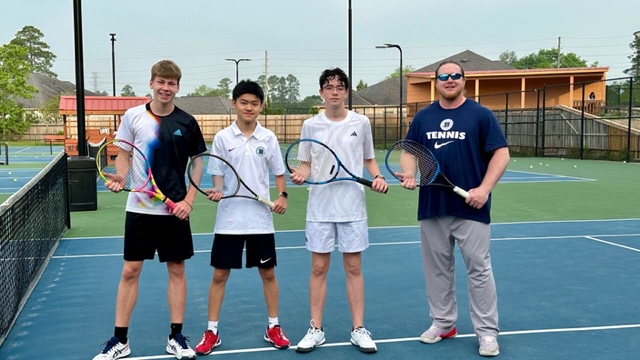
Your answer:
[385,140,439,186]
[285,139,340,184]
[187,153,242,198]
[97,139,151,192]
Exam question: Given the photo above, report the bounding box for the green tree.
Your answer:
[385,65,415,80]
[499,50,518,64]
[624,30,640,82]
[120,84,136,96]
[186,79,232,98]
[284,74,300,103]
[298,95,322,114]
[187,84,217,97]
[499,48,588,69]
[257,74,300,106]
[0,43,38,140]
[10,25,57,78]
[37,95,62,124]
[356,79,368,91]
[216,77,232,98]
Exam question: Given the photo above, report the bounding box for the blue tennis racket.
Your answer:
[285,138,384,191]
[385,139,469,199]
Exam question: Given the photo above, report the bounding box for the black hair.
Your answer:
[435,61,465,78]
[232,80,264,103]
[319,68,350,90]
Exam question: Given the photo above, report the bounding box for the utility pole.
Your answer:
[348,0,353,109]
[557,36,561,68]
[110,33,117,131]
[264,50,269,104]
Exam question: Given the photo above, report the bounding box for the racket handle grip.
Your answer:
[452,187,469,199]
[258,197,275,209]
[358,178,374,188]
[164,198,177,211]
[358,178,388,194]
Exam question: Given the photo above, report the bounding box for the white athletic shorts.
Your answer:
[305,220,369,253]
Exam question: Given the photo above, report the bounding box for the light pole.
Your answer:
[110,33,116,131]
[376,43,403,137]
[348,0,352,110]
[225,58,252,85]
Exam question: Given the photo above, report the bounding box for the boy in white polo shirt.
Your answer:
[194,80,290,355]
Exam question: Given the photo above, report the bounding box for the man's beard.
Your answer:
[439,86,464,100]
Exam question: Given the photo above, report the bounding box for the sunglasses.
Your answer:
[437,73,463,81]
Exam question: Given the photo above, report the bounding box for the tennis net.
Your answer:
[0,151,70,346]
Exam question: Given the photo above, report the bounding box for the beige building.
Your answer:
[405,50,609,120]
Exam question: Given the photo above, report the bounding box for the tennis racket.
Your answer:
[96,139,176,210]
[186,153,274,209]
[385,139,469,199]
[285,138,386,192]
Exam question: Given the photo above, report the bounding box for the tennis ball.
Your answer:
[529,165,533,169]
[561,158,565,160]
[307,187,310,191]
[7,171,11,175]
[539,162,543,165]
[513,159,517,162]
[546,164,549,166]
[573,165,577,168]
[13,178,17,182]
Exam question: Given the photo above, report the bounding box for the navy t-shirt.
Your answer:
[405,99,507,224]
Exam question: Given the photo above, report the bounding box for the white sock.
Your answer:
[268,317,279,328]
[207,321,219,334]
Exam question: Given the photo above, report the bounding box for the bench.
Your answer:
[44,135,65,154]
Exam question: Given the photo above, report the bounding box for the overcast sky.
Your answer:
[2,0,638,98]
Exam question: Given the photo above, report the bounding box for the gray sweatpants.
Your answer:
[419,216,499,337]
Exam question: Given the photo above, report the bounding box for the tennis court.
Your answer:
[0,157,639,359]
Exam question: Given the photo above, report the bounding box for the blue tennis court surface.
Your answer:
[1,219,638,359]
[0,167,592,194]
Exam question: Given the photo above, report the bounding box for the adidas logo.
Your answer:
[350,131,357,137]
[173,129,182,136]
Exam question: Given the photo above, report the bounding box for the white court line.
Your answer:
[50,233,640,259]
[58,218,640,241]
[121,323,640,359]
[585,235,640,253]
[13,147,32,154]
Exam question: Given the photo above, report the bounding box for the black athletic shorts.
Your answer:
[210,233,276,269]
[124,212,194,262]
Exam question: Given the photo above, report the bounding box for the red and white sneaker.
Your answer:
[195,330,221,355]
[264,325,290,349]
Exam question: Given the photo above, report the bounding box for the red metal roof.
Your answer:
[59,96,150,115]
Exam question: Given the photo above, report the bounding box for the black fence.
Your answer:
[401,76,640,162]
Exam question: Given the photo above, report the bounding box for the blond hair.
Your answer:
[150,60,182,84]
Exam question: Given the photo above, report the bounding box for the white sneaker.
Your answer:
[479,336,500,357]
[419,324,458,344]
[350,326,377,353]
[93,337,130,360]
[166,334,196,360]
[295,320,326,353]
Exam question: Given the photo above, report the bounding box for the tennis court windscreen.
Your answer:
[0,151,70,346]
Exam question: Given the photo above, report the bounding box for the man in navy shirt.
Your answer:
[397,60,509,357]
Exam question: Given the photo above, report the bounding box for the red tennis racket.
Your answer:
[96,139,176,210]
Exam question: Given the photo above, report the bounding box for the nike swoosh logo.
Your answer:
[260,258,272,264]
[228,147,235,152]
[434,141,454,149]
